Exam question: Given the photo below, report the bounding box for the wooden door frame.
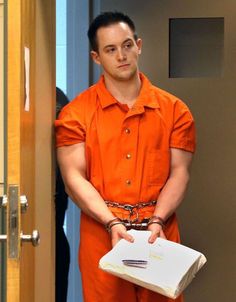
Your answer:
[0,2,6,301]
[6,1,55,301]
[34,1,56,300]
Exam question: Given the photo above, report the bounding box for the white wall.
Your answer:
[56,0,67,93]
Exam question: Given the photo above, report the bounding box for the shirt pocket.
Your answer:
[148,149,170,186]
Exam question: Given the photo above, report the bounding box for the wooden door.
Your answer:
[5,1,55,301]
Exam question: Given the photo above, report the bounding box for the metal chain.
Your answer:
[105,200,157,210]
[105,200,157,223]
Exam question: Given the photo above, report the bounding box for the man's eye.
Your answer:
[107,48,115,53]
[124,43,132,49]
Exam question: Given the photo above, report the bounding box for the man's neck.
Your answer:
[104,73,142,108]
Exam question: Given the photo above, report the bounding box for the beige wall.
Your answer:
[0,1,4,196]
[101,1,236,301]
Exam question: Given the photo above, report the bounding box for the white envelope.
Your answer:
[99,230,207,299]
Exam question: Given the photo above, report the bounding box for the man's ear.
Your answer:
[136,38,142,55]
[90,51,101,65]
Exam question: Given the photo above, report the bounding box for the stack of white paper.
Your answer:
[99,230,207,299]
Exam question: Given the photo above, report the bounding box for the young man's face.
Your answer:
[91,22,142,82]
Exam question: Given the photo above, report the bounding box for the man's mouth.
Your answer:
[118,64,130,68]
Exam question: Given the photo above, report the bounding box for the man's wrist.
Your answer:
[105,217,126,233]
[148,215,166,228]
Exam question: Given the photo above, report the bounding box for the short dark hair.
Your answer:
[87,11,137,52]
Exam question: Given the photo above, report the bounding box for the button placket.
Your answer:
[121,118,139,189]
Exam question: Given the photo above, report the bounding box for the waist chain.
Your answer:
[105,200,157,230]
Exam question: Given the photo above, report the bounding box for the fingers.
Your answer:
[111,224,134,247]
[122,232,134,243]
[148,231,159,244]
[148,225,166,244]
[111,233,134,247]
[110,223,166,247]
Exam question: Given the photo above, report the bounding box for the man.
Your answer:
[55,87,70,302]
[55,11,196,302]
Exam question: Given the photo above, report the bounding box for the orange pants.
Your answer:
[79,212,183,302]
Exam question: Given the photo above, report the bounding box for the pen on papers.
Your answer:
[122,260,148,268]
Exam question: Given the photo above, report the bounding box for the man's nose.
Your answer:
[117,48,126,61]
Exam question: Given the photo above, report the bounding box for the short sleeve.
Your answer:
[170,100,196,153]
[54,104,86,148]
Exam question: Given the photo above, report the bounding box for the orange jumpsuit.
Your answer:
[55,73,196,302]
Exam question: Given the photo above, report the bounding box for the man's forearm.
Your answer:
[153,167,190,222]
[57,144,116,226]
[64,172,135,246]
[65,173,115,226]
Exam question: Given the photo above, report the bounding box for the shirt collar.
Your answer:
[135,73,160,109]
[95,73,160,110]
[96,76,117,109]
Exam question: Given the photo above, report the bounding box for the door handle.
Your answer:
[0,230,40,247]
[0,234,7,241]
[21,230,40,247]
[0,194,28,212]
[0,195,7,207]
[20,195,29,213]
[2,186,40,258]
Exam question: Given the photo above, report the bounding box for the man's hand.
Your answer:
[148,223,166,244]
[110,224,134,247]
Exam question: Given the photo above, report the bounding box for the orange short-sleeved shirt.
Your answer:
[55,73,196,205]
